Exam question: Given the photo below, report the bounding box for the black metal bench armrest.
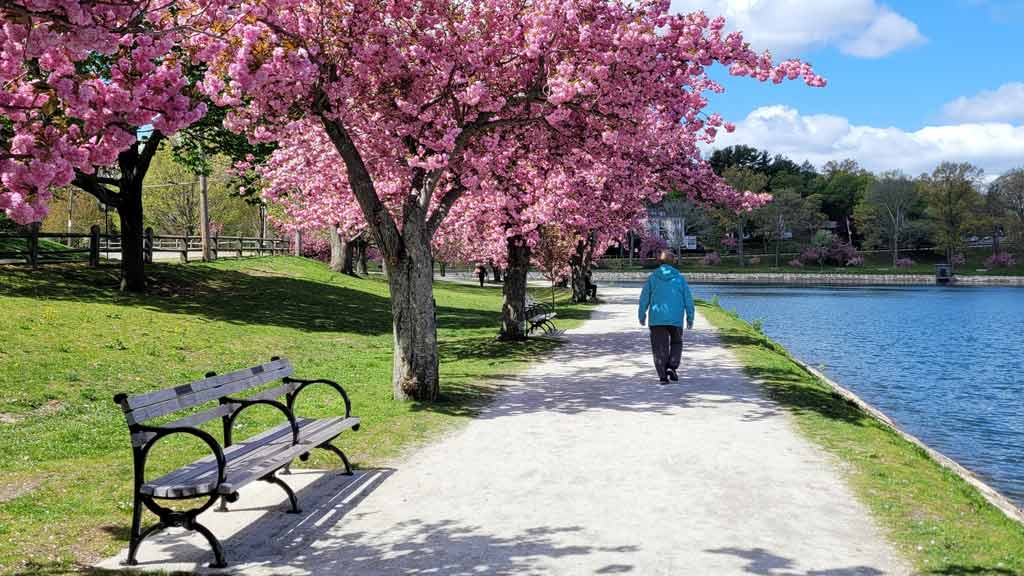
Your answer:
[283,377,352,419]
[221,397,299,446]
[135,424,228,488]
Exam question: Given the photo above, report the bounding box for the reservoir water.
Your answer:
[652,283,1023,508]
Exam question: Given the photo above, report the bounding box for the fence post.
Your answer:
[294,230,303,257]
[89,225,100,267]
[180,235,189,263]
[27,222,40,267]
[143,227,153,264]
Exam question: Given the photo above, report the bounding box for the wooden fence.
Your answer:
[0,225,290,267]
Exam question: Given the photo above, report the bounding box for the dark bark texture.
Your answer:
[500,235,530,341]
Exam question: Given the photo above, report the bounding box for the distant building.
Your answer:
[645,201,693,251]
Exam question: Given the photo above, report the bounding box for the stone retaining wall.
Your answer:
[443,270,1024,286]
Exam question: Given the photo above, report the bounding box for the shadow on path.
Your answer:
[114,468,640,575]
[706,547,888,576]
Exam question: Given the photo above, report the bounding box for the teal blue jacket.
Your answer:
[638,265,695,329]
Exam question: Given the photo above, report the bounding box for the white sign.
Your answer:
[683,235,697,250]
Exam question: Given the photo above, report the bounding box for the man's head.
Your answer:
[658,250,676,265]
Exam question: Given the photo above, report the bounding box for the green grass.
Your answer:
[599,247,1024,276]
[0,238,85,262]
[700,301,1024,575]
[0,257,594,575]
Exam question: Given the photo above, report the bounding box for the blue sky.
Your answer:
[673,0,1024,177]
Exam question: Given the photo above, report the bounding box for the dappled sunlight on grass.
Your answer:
[0,257,593,574]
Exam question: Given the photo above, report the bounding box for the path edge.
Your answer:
[789,357,1024,526]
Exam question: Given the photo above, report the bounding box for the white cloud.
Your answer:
[709,105,1024,176]
[669,0,925,58]
[942,83,1024,123]
[840,8,926,58]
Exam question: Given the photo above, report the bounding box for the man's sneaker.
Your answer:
[659,377,669,385]
[667,369,679,381]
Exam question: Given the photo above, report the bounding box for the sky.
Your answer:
[672,0,1024,178]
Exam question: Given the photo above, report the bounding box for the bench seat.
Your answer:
[142,416,360,498]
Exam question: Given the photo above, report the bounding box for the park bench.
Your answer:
[113,357,360,568]
[524,295,564,338]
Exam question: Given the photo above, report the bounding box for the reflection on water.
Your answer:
[618,281,1024,507]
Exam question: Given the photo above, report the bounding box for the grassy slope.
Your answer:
[0,257,593,575]
[700,302,1024,575]
[0,238,85,261]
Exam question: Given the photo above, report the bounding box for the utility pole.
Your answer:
[199,173,212,261]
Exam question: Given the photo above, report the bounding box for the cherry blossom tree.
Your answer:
[258,121,368,274]
[189,0,823,400]
[1,1,207,291]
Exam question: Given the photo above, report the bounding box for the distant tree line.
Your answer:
[668,145,1024,270]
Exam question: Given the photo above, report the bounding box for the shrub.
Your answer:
[751,318,765,333]
[702,251,721,266]
[985,252,1017,268]
[951,253,967,265]
[894,257,915,268]
[788,258,804,268]
[827,242,858,265]
[846,256,864,267]
[301,237,331,262]
[798,247,822,266]
[721,237,737,249]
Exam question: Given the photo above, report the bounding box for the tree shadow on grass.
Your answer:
[0,261,511,338]
[922,566,1019,575]
[710,326,873,427]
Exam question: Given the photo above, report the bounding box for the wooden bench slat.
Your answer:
[130,404,237,447]
[528,312,556,323]
[141,416,359,498]
[124,359,292,411]
[125,364,293,425]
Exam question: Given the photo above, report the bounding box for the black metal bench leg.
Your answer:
[320,442,354,475]
[125,492,145,565]
[189,519,228,569]
[262,473,301,513]
[126,521,167,566]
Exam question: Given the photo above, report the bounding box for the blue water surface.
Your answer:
[654,282,1024,507]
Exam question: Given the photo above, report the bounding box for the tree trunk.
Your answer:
[328,226,345,273]
[737,220,745,267]
[343,241,355,274]
[500,236,530,341]
[891,234,898,267]
[118,181,146,293]
[385,217,439,402]
[356,240,369,275]
[491,264,502,283]
[570,240,587,303]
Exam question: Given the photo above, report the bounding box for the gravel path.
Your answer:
[99,286,909,575]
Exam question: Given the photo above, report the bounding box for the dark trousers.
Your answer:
[649,325,683,380]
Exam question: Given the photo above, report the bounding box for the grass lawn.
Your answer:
[600,247,1024,277]
[700,301,1024,575]
[0,238,85,262]
[0,256,594,575]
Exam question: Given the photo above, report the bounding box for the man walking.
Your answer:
[638,250,695,384]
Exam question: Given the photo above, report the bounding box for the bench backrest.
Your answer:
[115,358,294,436]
